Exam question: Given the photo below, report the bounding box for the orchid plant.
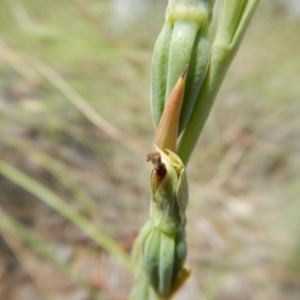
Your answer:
[129,0,260,299]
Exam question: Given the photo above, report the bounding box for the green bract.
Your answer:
[151,0,214,133]
[129,236,158,300]
[177,0,260,164]
[139,146,188,297]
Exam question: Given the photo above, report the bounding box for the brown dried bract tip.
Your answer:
[147,152,167,192]
[147,152,166,179]
[181,64,189,79]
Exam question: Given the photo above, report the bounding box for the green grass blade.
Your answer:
[0,205,88,288]
[0,160,131,269]
[1,137,98,217]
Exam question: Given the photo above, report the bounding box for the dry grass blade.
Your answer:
[0,236,48,299]
[0,206,88,299]
[26,55,118,136]
[0,39,39,83]
[0,39,146,157]
[25,55,146,157]
[1,137,99,219]
[0,160,131,269]
[69,0,108,39]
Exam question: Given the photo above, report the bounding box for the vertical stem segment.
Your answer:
[177,0,260,164]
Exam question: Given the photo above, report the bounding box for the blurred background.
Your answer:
[0,0,300,299]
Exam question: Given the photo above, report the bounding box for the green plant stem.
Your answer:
[0,160,131,269]
[177,0,260,165]
[177,43,231,165]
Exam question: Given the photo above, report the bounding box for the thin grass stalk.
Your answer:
[0,160,131,269]
[1,137,98,218]
[0,205,89,289]
[0,224,50,299]
[0,39,146,157]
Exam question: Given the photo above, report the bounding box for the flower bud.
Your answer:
[147,146,188,232]
[151,0,214,133]
[139,146,188,297]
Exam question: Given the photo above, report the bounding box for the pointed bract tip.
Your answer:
[181,64,189,79]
